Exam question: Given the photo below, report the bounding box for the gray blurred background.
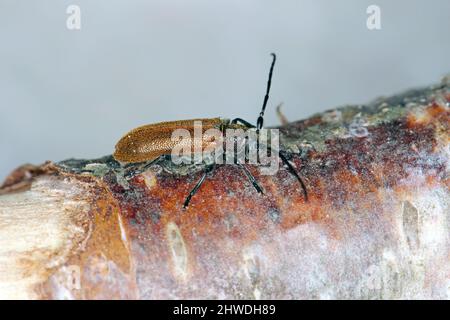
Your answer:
[1,0,449,181]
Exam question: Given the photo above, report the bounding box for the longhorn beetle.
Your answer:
[113,53,308,208]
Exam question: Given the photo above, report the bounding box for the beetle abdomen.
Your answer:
[113,118,224,163]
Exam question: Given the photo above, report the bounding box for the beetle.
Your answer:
[113,53,307,208]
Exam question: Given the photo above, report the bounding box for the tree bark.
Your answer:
[0,78,449,299]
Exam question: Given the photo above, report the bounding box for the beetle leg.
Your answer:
[259,142,308,202]
[75,169,95,174]
[277,150,308,201]
[231,118,256,128]
[183,164,215,209]
[123,156,164,179]
[237,163,264,194]
[141,156,166,171]
[124,166,146,179]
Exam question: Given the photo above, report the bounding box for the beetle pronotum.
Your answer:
[113,53,307,208]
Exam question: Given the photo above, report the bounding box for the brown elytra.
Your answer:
[113,118,246,163]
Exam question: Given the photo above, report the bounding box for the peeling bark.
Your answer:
[0,78,449,299]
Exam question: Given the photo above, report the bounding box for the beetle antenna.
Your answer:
[256,53,276,132]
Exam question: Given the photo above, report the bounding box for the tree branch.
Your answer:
[0,78,449,299]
